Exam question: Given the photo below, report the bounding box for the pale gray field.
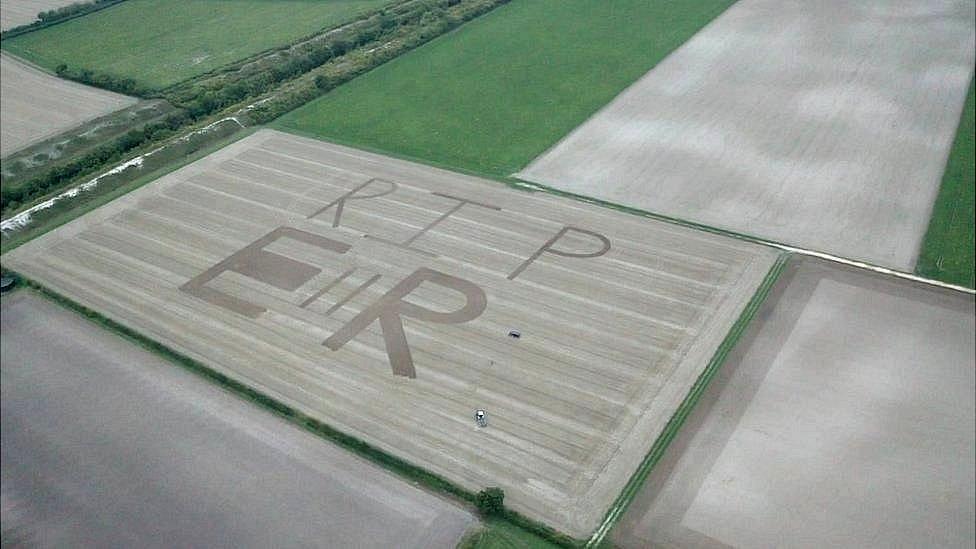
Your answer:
[2,129,780,537]
[1,290,474,549]
[612,257,976,549]
[1,52,136,157]
[518,0,976,272]
[0,0,74,30]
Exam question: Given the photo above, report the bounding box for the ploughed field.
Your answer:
[0,52,136,157]
[612,257,975,548]
[2,129,780,538]
[1,0,391,89]
[1,292,474,549]
[518,0,976,274]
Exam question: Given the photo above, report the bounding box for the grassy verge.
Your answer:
[459,519,564,549]
[1,0,393,89]
[274,0,735,178]
[587,252,792,547]
[916,79,975,289]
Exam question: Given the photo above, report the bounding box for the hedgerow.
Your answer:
[0,0,126,40]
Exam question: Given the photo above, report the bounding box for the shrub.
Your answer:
[476,487,505,517]
[314,74,334,90]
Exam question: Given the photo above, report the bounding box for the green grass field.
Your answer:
[1,0,391,90]
[274,0,734,178]
[916,79,975,289]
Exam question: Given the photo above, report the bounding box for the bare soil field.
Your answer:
[1,52,136,157]
[0,0,74,30]
[1,291,474,548]
[612,257,975,548]
[2,129,780,537]
[518,0,976,273]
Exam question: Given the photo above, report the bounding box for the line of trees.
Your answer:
[37,0,118,22]
[55,64,148,96]
[1,0,126,40]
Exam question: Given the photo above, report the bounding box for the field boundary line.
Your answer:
[760,244,974,294]
[509,180,975,295]
[585,251,792,548]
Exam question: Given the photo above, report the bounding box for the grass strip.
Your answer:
[4,273,583,548]
[915,78,975,289]
[585,252,792,548]
[458,518,564,549]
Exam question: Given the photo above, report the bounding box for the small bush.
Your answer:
[476,487,505,517]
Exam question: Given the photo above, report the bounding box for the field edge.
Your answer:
[586,251,792,547]
[915,77,975,289]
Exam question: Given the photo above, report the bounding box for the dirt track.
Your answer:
[518,0,976,272]
[1,291,474,548]
[1,52,136,157]
[612,257,975,548]
[2,129,779,537]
